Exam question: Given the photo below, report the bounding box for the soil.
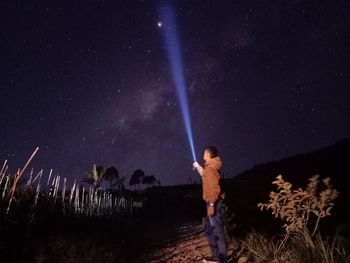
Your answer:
[133,223,236,263]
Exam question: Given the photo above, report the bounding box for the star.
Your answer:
[1,0,348,187]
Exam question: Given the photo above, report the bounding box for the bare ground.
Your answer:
[134,223,236,263]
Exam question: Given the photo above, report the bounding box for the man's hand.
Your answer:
[193,161,203,176]
[207,203,215,216]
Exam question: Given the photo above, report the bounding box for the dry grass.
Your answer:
[236,175,350,263]
[258,175,338,236]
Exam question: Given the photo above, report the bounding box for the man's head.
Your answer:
[203,146,219,161]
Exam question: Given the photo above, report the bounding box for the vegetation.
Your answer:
[235,175,350,263]
[82,164,105,189]
[1,140,350,262]
[129,169,159,189]
[258,175,338,236]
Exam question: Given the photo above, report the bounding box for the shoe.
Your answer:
[203,256,218,263]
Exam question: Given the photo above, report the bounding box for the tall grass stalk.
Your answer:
[61,177,67,201]
[30,172,43,221]
[81,186,85,213]
[2,176,9,198]
[32,169,43,185]
[61,177,67,214]
[0,160,8,186]
[53,175,60,200]
[6,147,39,216]
[0,160,8,176]
[74,184,80,213]
[25,168,34,188]
[46,169,53,189]
[69,180,76,205]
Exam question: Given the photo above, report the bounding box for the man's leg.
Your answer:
[211,201,227,263]
[205,216,219,260]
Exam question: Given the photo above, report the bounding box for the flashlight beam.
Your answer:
[160,4,197,161]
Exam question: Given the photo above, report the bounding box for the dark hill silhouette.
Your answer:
[234,138,349,188]
[222,138,350,234]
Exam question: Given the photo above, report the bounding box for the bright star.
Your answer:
[157,22,162,28]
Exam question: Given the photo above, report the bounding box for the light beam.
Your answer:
[160,3,197,161]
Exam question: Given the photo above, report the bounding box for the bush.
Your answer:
[235,175,350,263]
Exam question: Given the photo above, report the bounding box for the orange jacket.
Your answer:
[202,157,222,203]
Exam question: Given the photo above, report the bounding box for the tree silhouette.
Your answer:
[129,169,145,190]
[142,175,157,188]
[104,166,121,189]
[82,164,105,189]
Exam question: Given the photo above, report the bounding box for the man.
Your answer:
[193,146,227,263]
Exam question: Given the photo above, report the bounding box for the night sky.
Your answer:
[1,1,349,185]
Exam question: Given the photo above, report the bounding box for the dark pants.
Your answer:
[205,200,227,263]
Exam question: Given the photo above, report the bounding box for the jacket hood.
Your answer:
[205,157,222,170]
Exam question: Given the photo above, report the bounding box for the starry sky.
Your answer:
[1,0,349,185]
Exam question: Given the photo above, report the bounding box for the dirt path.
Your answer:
[134,223,235,263]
